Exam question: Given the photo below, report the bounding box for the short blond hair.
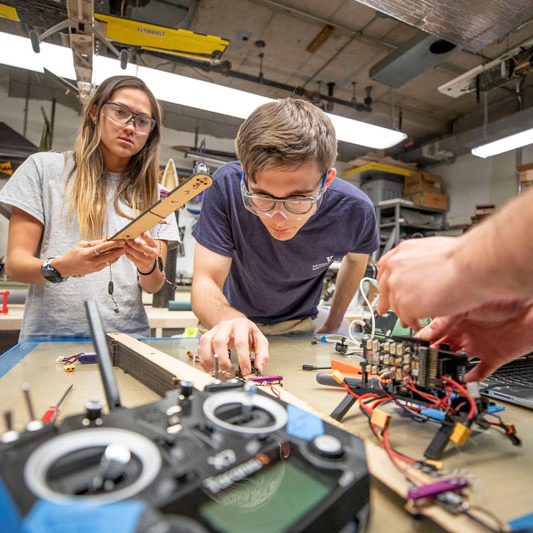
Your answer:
[236,98,337,182]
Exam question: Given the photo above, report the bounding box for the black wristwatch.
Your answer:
[41,257,67,283]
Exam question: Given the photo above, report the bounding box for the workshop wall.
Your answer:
[431,145,533,226]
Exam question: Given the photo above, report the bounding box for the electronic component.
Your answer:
[361,336,468,389]
[324,336,521,461]
[408,478,469,504]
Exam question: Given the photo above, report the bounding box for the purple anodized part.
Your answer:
[407,477,469,501]
[247,375,283,383]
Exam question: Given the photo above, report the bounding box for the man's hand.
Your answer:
[377,237,480,330]
[197,318,270,375]
[416,299,533,382]
[316,317,341,334]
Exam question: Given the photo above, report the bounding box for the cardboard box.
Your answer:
[475,204,495,216]
[404,171,443,195]
[404,191,448,211]
[517,162,533,184]
[344,153,418,171]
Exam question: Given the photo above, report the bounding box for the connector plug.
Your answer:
[331,370,345,385]
[450,422,472,445]
[371,409,391,430]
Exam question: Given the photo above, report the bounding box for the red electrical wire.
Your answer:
[440,376,477,419]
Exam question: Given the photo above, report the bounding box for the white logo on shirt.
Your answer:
[312,256,334,271]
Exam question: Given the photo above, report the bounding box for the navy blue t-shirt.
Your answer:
[193,161,379,324]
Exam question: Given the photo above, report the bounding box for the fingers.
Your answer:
[251,329,270,372]
[229,326,252,375]
[376,268,391,315]
[197,319,269,376]
[465,361,497,383]
[212,325,237,372]
[198,327,223,373]
[140,231,157,247]
[416,315,460,342]
[124,234,159,271]
[93,252,123,271]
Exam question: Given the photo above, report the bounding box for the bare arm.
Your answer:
[5,207,124,283]
[191,242,244,327]
[455,187,533,300]
[378,186,533,328]
[317,253,369,333]
[191,242,269,374]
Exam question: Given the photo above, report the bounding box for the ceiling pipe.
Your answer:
[399,104,533,167]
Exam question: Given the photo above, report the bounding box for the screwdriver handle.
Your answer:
[42,406,59,424]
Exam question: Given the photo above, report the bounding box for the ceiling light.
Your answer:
[471,128,533,158]
[0,31,407,149]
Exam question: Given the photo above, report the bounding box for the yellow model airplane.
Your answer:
[0,1,229,102]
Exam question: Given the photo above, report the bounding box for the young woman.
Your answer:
[0,75,180,340]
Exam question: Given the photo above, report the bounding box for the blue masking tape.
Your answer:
[420,408,445,422]
[410,403,504,422]
[0,477,22,533]
[508,511,533,531]
[23,500,146,533]
[286,404,324,441]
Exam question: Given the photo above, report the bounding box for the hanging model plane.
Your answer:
[0,0,229,102]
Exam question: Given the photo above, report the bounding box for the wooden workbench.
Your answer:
[1,336,531,532]
[0,304,198,334]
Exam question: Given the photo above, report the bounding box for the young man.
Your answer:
[192,98,379,374]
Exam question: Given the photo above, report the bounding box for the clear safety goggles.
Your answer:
[103,101,156,135]
[240,171,327,220]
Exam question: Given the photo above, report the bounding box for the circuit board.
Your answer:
[362,337,468,389]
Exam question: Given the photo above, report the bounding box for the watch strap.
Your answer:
[41,257,67,283]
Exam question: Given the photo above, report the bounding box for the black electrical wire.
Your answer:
[464,506,508,533]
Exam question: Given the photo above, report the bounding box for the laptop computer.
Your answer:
[480,356,533,409]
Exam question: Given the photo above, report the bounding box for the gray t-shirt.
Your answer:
[0,151,180,340]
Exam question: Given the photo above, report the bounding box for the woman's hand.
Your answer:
[53,239,126,278]
[124,232,159,273]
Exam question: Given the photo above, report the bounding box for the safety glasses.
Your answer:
[103,101,156,135]
[240,171,327,220]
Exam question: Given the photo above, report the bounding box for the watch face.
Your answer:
[41,259,65,283]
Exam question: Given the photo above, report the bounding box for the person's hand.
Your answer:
[377,237,480,330]
[316,317,340,334]
[124,232,159,273]
[416,298,533,382]
[54,239,126,277]
[197,318,269,375]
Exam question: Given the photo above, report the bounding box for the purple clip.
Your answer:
[247,375,283,384]
[408,477,469,502]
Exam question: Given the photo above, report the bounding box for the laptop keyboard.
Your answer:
[481,358,533,388]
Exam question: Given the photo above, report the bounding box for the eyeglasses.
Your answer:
[240,170,328,220]
[102,101,156,134]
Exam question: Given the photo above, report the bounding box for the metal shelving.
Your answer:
[373,198,447,260]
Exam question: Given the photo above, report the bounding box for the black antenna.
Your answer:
[84,300,122,410]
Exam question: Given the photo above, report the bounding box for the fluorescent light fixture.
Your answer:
[471,128,533,158]
[0,31,407,149]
